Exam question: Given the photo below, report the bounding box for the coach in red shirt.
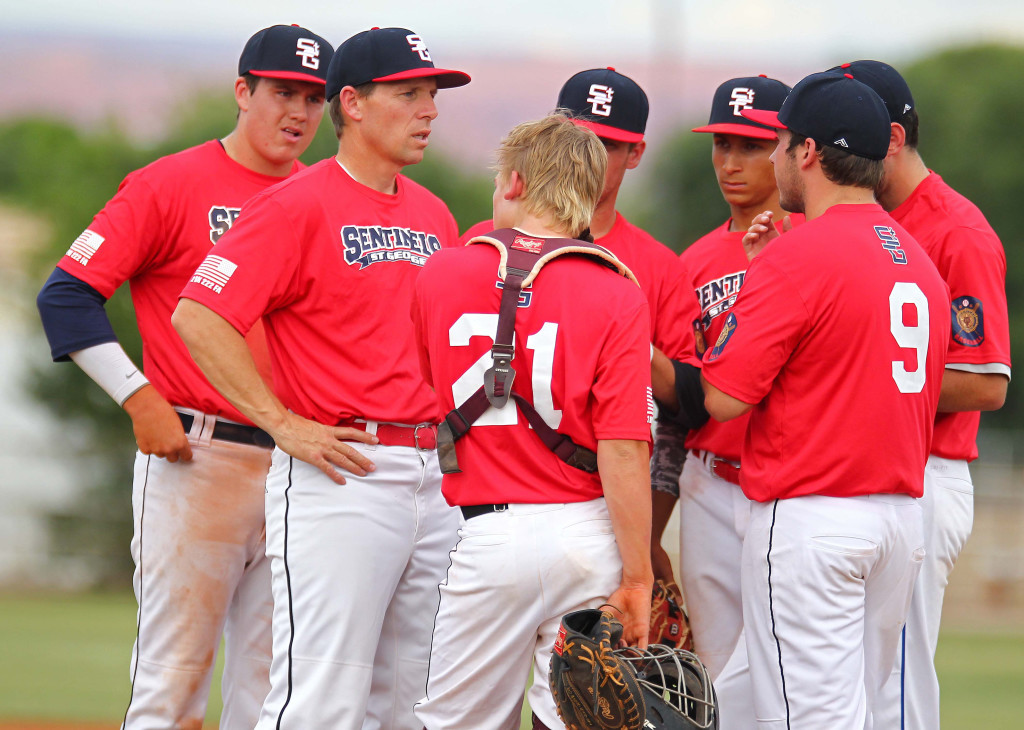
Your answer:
[702,72,949,729]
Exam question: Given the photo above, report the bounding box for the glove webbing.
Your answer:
[437,229,630,475]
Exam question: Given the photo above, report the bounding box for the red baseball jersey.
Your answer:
[702,204,949,501]
[57,140,298,424]
[678,216,804,461]
[412,236,654,506]
[462,214,696,360]
[180,159,459,425]
[890,172,1011,461]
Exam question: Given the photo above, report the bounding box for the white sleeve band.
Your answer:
[70,342,150,407]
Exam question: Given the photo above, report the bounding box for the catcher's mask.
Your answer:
[616,644,718,730]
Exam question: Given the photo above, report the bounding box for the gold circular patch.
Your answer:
[957,308,978,333]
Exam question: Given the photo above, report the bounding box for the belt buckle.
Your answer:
[494,504,508,513]
[413,422,436,450]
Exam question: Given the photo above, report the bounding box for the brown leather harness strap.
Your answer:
[436,229,637,475]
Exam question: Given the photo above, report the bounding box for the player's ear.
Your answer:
[799,137,818,169]
[234,77,251,113]
[887,122,906,158]
[505,170,525,201]
[625,140,646,170]
[338,86,365,123]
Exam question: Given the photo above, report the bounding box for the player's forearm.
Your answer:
[701,373,753,422]
[598,439,655,586]
[937,369,1008,412]
[172,298,288,431]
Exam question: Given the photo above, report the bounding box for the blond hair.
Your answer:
[495,112,607,237]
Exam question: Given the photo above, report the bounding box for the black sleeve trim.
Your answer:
[36,268,118,362]
[659,360,710,430]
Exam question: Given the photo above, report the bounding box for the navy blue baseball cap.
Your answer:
[742,72,891,160]
[557,67,649,143]
[326,27,471,100]
[692,75,791,140]
[239,25,334,86]
[828,60,915,124]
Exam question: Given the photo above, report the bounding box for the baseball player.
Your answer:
[461,68,697,591]
[411,112,655,730]
[647,74,793,730]
[702,72,949,728]
[172,27,468,729]
[833,60,1011,730]
[34,25,332,729]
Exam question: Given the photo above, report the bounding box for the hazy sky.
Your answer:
[6,0,1024,67]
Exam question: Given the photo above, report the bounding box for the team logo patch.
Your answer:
[208,206,241,244]
[729,87,755,116]
[511,235,544,254]
[951,296,984,347]
[341,225,442,269]
[296,38,320,69]
[693,319,707,359]
[553,624,566,656]
[587,84,614,116]
[66,229,104,265]
[191,255,238,294]
[706,313,737,362]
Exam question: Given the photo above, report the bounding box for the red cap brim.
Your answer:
[373,67,471,89]
[249,69,327,86]
[691,122,778,140]
[741,109,786,129]
[569,118,644,143]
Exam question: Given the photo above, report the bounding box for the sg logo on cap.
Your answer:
[406,34,431,61]
[729,87,755,116]
[587,84,614,116]
[296,38,320,70]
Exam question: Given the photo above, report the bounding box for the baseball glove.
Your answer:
[649,580,693,651]
[549,609,645,730]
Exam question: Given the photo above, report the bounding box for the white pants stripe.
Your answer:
[414,499,622,730]
[678,453,756,730]
[123,436,272,730]
[257,443,458,730]
[743,494,925,730]
[875,455,973,729]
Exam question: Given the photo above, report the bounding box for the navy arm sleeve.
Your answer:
[658,359,710,431]
[36,268,118,361]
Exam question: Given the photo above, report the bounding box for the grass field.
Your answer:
[1,592,1022,728]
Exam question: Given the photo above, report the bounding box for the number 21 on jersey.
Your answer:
[449,313,560,428]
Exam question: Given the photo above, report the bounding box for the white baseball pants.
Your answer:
[876,455,973,729]
[678,453,756,730]
[414,499,623,730]
[123,420,273,730]
[257,442,458,730]
[742,493,924,730]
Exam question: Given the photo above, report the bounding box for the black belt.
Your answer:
[461,503,509,520]
[178,413,275,449]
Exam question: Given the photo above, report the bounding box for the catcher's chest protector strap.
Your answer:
[437,229,639,475]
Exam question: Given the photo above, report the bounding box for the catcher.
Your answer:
[551,608,717,730]
[411,113,655,730]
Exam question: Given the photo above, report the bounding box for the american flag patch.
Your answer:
[65,229,105,265]
[190,255,238,294]
[646,386,656,424]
